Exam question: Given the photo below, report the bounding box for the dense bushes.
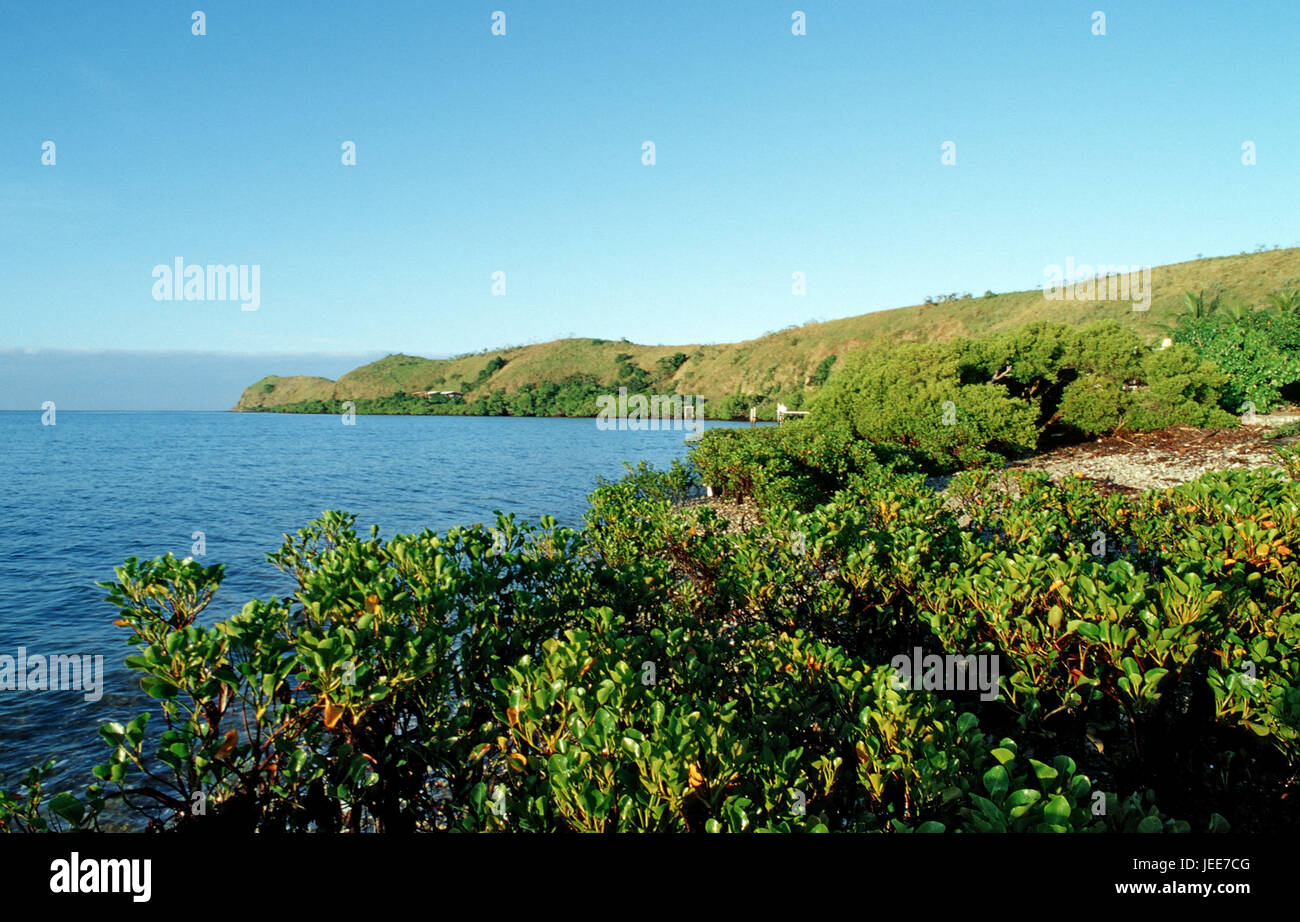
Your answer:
[811,340,1041,470]
[3,512,613,832]
[12,449,1300,832]
[1127,346,1236,429]
[695,306,1288,483]
[942,467,1299,741]
[811,321,1235,470]
[688,422,880,508]
[1174,311,1300,413]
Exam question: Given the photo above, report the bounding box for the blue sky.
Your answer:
[2,0,1298,407]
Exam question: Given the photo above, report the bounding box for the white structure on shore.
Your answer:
[776,403,809,424]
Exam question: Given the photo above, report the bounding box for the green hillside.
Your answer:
[234,247,1300,411]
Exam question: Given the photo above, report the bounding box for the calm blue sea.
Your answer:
[0,411,738,797]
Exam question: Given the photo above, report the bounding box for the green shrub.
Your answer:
[1128,345,1236,429]
[816,322,1238,458]
[1055,343,1234,434]
[809,354,837,387]
[1175,311,1300,413]
[689,422,879,508]
[15,459,1292,833]
[1056,379,1127,435]
[811,340,1041,471]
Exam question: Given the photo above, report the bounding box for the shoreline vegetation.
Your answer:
[6,286,1300,833]
[231,248,1300,422]
[235,391,754,423]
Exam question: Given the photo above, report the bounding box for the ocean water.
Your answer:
[0,411,736,796]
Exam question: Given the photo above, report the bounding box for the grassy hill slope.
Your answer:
[234,248,1300,410]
